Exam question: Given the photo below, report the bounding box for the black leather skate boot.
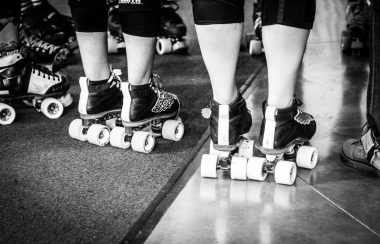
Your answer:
[120,74,180,127]
[208,93,252,152]
[259,98,316,153]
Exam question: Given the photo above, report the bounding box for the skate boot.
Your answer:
[341,0,370,56]
[0,46,72,125]
[156,0,187,55]
[68,70,123,146]
[109,74,184,153]
[247,0,263,56]
[107,5,125,54]
[200,94,256,180]
[341,123,380,177]
[248,98,318,185]
[20,29,70,72]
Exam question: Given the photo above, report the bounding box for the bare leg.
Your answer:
[263,24,310,108]
[195,23,242,104]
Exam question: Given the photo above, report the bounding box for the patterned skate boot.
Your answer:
[247,0,263,56]
[156,0,187,55]
[68,70,123,147]
[200,93,255,180]
[341,0,370,56]
[341,123,380,177]
[107,5,125,54]
[248,98,318,185]
[109,74,184,153]
[0,46,72,125]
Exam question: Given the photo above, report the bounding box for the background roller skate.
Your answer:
[0,47,73,125]
[156,0,188,55]
[200,95,255,180]
[251,99,318,186]
[107,4,125,54]
[69,70,123,147]
[245,0,263,56]
[109,74,184,153]
[341,0,370,56]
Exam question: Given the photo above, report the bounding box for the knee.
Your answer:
[192,0,245,25]
[262,0,316,30]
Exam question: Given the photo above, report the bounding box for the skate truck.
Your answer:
[245,0,263,56]
[0,48,72,125]
[341,0,370,56]
[156,0,188,55]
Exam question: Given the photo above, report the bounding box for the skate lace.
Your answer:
[32,63,61,81]
[346,0,368,28]
[149,74,164,94]
[108,69,122,88]
[28,36,59,54]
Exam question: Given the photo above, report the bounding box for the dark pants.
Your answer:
[367,1,380,136]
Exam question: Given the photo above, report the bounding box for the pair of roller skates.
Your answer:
[246,0,263,56]
[341,0,370,56]
[201,96,318,186]
[69,71,184,153]
[0,46,72,125]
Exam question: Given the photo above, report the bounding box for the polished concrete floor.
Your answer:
[144,1,380,243]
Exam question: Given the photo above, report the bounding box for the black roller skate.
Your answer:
[341,0,370,56]
[20,29,70,72]
[156,0,187,55]
[246,0,263,56]
[200,94,255,180]
[68,70,123,146]
[107,5,125,54]
[109,74,184,153]
[249,98,318,185]
[0,46,72,125]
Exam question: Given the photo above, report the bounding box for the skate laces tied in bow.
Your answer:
[32,63,61,81]
[108,69,122,88]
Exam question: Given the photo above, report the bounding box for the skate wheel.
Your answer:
[87,124,110,146]
[201,154,218,178]
[40,98,64,119]
[247,157,267,181]
[230,156,248,180]
[110,127,131,149]
[172,41,186,52]
[249,40,262,55]
[162,119,184,141]
[131,131,155,153]
[68,119,87,141]
[274,161,297,185]
[238,139,255,158]
[296,146,318,169]
[156,38,172,55]
[0,103,16,125]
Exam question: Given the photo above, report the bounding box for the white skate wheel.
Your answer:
[110,126,131,149]
[87,124,110,146]
[230,156,248,180]
[172,41,186,52]
[40,97,64,119]
[68,119,87,141]
[162,119,184,141]
[247,156,267,181]
[249,40,262,55]
[274,161,297,186]
[201,154,218,178]
[296,146,318,169]
[131,131,155,153]
[238,139,255,158]
[156,38,172,55]
[0,103,16,125]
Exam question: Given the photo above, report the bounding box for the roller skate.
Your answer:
[156,0,187,55]
[341,0,370,56]
[109,74,184,153]
[246,0,263,56]
[0,46,72,125]
[68,70,123,146]
[107,5,125,54]
[200,94,255,180]
[248,98,318,185]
